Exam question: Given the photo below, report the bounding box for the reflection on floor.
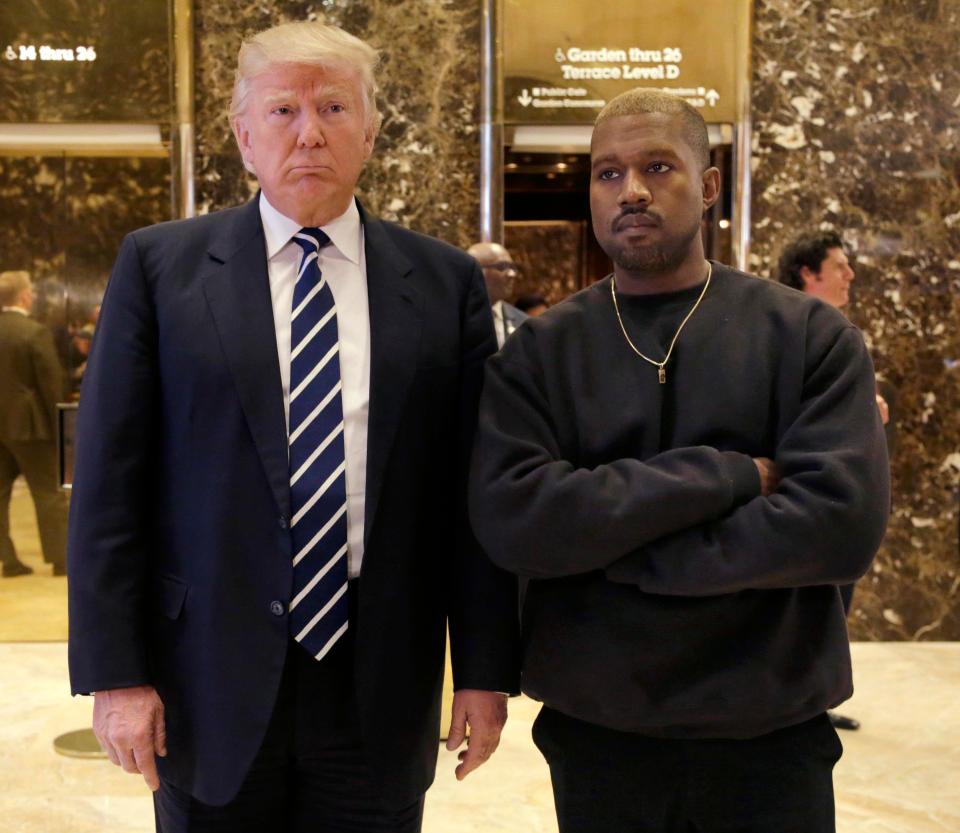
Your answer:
[0,479,68,642]
[0,643,957,832]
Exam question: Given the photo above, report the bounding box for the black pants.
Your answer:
[839,583,855,615]
[155,589,423,833]
[0,439,67,568]
[533,707,842,833]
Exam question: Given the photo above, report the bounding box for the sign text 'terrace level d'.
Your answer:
[502,0,747,125]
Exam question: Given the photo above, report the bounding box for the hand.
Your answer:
[93,685,167,791]
[753,457,780,497]
[445,689,508,780]
[876,394,890,425]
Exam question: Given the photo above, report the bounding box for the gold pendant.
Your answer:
[658,366,666,384]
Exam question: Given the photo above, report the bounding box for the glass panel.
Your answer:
[0,153,170,640]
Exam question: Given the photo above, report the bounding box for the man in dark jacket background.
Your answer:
[0,270,67,578]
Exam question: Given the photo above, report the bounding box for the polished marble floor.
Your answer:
[0,479,68,643]
[0,642,957,833]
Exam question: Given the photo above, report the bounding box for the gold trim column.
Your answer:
[173,0,196,218]
[731,0,754,272]
[479,0,503,243]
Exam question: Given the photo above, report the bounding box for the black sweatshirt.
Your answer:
[469,263,890,739]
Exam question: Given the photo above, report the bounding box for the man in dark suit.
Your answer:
[68,20,519,833]
[0,270,67,578]
[466,242,528,348]
[778,229,893,733]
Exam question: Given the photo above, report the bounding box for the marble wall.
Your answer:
[505,221,586,305]
[0,156,171,388]
[750,0,960,639]
[109,0,960,639]
[193,0,483,249]
[1,0,955,641]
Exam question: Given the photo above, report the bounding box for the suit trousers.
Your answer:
[0,439,67,568]
[532,707,842,833]
[154,583,424,833]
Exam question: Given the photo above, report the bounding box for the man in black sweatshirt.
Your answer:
[469,89,890,833]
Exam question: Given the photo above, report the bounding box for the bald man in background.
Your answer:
[467,243,527,348]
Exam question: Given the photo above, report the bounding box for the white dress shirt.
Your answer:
[491,300,510,349]
[259,194,370,577]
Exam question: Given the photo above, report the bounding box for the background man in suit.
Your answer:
[68,21,519,833]
[778,229,893,733]
[466,242,527,348]
[0,270,67,578]
[777,230,890,427]
[470,90,889,833]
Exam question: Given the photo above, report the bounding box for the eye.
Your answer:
[597,169,620,181]
[328,103,346,114]
[648,162,673,173]
[271,105,293,116]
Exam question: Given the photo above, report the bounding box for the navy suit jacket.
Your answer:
[67,197,520,808]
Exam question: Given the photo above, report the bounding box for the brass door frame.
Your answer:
[482,0,753,270]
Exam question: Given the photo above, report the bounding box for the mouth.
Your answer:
[614,212,659,232]
[290,164,331,174]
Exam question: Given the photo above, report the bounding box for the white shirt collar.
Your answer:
[491,299,504,319]
[259,192,363,265]
[1,306,29,316]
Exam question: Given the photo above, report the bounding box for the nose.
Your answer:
[297,111,327,148]
[618,169,651,206]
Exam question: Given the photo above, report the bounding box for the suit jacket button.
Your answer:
[278,516,288,529]
[270,601,285,617]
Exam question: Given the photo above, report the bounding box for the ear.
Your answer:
[362,119,379,161]
[231,116,256,173]
[701,167,721,210]
[799,264,820,289]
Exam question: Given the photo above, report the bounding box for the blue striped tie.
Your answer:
[288,228,349,661]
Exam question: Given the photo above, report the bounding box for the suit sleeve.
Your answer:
[67,233,159,695]
[605,326,890,595]
[468,338,761,580]
[447,263,521,694]
[29,324,65,430]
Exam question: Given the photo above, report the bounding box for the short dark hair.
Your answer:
[777,231,845,291]
[515,294,547,313]
[594,88,711,170]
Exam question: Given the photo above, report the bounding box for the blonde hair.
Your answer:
[0,271,31,307]
[229,20,382,132]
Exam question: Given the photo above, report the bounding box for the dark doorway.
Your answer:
[503,145,733,310]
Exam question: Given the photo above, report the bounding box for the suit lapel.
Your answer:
[359,204,423,542]
[201,199,291,519]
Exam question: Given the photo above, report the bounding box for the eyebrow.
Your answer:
[591,147,684,169]
[261,86,354,107]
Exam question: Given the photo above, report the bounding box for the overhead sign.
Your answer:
[502,0,750,124]
[0,0,171,123]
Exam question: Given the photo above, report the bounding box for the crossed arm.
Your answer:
[469,326,889,594]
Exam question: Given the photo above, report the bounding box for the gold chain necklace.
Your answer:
[609,262,712,384]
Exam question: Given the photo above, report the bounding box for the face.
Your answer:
[19,282,34,313]
[590,113,719,275]
[232,62,376,226]
[802,247,855,308]
[473,243,519,304]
